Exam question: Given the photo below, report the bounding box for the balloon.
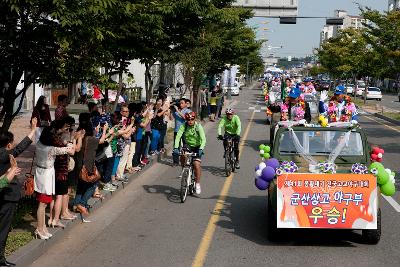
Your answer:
[377,153,383,159]
[259,150,264,155]
[259,144,265,150]
[265,158,280,170]
[381,182,396,196]
[369,162,384,172]
[255,178,269,190]
[258,162,267,171]
[377,170,390,185]
[371,154,378,160]
[261,166,276,182]
[377,158,382,163]
[255,169,262,178]
[255,165,260,172]
[379,148,385,154]
[264,146,271,153]
[385,168,392,175]
[372,147,380,154]
[263,153,270,159]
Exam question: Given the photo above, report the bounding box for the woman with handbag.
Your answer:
[31,96,51,143]
[49,117,85,228]
[34,125,75,239]
[74,116,108,217]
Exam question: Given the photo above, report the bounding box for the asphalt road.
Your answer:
[30,86,400,267]
[356,92,400,112]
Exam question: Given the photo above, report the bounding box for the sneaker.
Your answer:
[117,176,129,183]
[235,162,240,169]
[141,158,149,165]
[195,183,201,195]
[103,183,117,192]
[149,151,156,156]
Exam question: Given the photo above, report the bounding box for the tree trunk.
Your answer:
[192,83,200,114]
[145,62,154,103]
[0,85,17,134]
[112,65,124,112]
[68,82,75,104]
[363,77,368,105]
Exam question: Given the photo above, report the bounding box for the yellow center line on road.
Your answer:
[363,115,400,133]
[191,111,255,267]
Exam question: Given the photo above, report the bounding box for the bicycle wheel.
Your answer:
[180,168,190,203]
[224,149,232,177]
[230,149,236,173]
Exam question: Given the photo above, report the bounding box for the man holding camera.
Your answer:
[172,98,191,165]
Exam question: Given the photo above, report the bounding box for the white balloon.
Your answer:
[259,150,264,155]
[385,168,392,175]
[390,175,395,184]
[256,169,262,177]
[259,162,267,171]
[378,153,383,158]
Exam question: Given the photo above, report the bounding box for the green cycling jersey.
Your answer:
[218,115,241,136]
[174,122,206,149]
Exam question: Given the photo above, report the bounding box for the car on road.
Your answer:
[356,80,366,96]
[346,84,354,94]
[231,84,240,96]
[366,87,382,101]
[267,125,381,244]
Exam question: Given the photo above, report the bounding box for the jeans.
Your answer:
[0,201,17,262]
[143,132,151,157]
[74,180,97,208]
[158,128,167,151]
[112,156,121,176]
[96,156,115,184]
[150,129,161,152]
[132,139,144,167]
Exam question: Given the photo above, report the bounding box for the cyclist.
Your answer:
[173,112,206,194]
[217,108,241,169]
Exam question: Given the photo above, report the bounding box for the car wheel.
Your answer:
[362,208,381,244]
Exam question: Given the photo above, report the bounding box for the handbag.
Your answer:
[68,156,75,172]
[79,138,101,183]
[24,153,35,196]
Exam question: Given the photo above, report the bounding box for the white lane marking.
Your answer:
[254,110,261,113]
[248,107,255,110]
[382,195,400,213]
[260,107,267,110]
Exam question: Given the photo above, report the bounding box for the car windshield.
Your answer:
[368,87,380,92]
[358,82,366,87]
[278,130,364,156]
[347,84,354,87]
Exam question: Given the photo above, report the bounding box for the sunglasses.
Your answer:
[186,118,195,121]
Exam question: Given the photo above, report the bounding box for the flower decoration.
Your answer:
[276,161,299,175]
[351,163,368,174]
[317,161,336,174]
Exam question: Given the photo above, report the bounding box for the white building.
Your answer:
[319,10,366,46]
[320,25,334,46]
[389,0,400,11]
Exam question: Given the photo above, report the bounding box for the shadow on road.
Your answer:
[142,184,183,204]
[204,194,366,247]
[202,165,227,178]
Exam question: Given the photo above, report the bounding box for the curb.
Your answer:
[7,153,164,267]
[374,113,400,126]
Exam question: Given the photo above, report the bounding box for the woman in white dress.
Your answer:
[34,126,75,239]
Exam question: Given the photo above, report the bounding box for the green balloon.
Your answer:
[259,144,265,150]
[381,182,396,196]
[264,146,271,153]
[391,171,396,177]
[377,171,390,185]
[369,162,384,172]
[263,153,270,159]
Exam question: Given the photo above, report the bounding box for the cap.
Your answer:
[288,87,301,98]
[334,85,345,95]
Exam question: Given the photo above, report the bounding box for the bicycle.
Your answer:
[178,149,197,203]
[222,136,236,177]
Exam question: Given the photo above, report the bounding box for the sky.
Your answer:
[247,0,386,58]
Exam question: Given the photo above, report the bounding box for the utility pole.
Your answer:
[246,60,250,86]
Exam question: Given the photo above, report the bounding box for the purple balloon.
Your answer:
[265,158,280,170]
[255,178,269,190]
[261,166,276,182]
[255,165,260,172]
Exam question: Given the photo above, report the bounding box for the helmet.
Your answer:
[225,108,235,115]
[303,77,311,83]
[184,111,196,121]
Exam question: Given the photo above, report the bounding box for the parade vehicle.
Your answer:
[265,121,384,244]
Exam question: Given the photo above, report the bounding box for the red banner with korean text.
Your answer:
[276,173,378,229]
